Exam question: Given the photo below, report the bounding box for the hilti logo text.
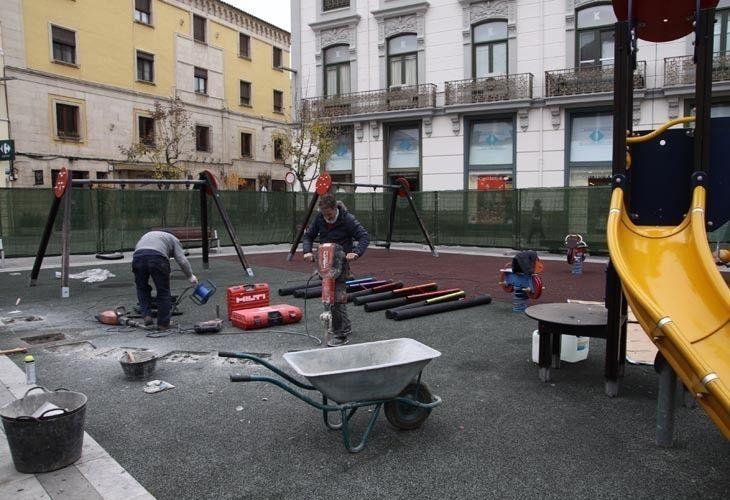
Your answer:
[235,293,267,304]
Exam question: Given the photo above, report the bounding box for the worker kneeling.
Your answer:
[303,193,369,347]
[132,231,198,331]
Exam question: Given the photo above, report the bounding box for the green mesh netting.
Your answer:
[0,187,614,257]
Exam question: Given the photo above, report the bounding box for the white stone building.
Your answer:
[291,0,730,191]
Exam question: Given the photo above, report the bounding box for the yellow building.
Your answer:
[0,0,292,190]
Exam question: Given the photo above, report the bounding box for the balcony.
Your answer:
[444,73,533,106]
[545,61,646,97]
[664,53,730,86]
[301,84,437,120]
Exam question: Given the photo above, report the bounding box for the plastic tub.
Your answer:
[119,351,157,379]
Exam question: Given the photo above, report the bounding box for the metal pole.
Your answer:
[71,179,207,186]
[61,176,72,298]
[201,172,253,276]
[29,194,63,285]
[385,188,398,250]
[332,181,401,190]
[287,192,319,261]
[655,354,677,447]
[200,183,209,269]
[403,191,438,256]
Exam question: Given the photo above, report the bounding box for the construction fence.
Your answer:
[0,186,614,258]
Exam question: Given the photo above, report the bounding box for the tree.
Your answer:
[119,96,194,179]
[271,113,337,192]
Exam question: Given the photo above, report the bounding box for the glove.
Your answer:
[303,253,314,262]
[346,253,358,261]
[189,274,198,284]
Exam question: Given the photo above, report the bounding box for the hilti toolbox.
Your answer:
[230,305,302,331]
[227,283,270,319]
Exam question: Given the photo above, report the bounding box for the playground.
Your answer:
[0,246,728,500]
[2,1,730,498]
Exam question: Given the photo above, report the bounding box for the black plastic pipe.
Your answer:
[353,283,437,306]
[388,295,492,321]
[384,291,466,318]
[293,286,322,298]
[278,279,321,296]
[363,288,462,312]
[346,281,402,302]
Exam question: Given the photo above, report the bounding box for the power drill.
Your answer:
[194,319,223,334]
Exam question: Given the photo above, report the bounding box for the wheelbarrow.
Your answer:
[219,338,442,453]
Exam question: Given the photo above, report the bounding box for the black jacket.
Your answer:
[302,202,370,257]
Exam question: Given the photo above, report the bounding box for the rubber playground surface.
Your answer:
[0,246,728,500]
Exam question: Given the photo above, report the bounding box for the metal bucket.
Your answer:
[0,386,87,473]
[119,351,157,379]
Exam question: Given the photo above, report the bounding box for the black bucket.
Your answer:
[0,386,87,473]
[119,351,157,379]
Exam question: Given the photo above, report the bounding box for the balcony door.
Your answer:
[388,34,417,87]
[324,45,350,96]
[473,21,508,78]
[576,4,616,68]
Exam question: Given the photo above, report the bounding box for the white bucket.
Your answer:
[532,330,589,363]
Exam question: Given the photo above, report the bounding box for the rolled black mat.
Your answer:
[353,290,397,306]
[293,285,322,298]
[384,291,465,318]
[278,279,321,296]
[347,288,374,301]
[388,295,492,321]
[363,296,408,312]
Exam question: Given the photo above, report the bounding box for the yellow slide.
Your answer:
[607,186,730,439]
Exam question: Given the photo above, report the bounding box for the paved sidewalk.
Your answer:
[0,356,155,500]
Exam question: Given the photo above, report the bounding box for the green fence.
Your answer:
[0,186,613,258]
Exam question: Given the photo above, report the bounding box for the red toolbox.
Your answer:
[226,283,270,319]
[230,305,302,330]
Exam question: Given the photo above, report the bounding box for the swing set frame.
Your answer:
[29,168,253,297]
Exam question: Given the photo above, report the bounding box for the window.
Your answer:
[576,4,617,68]
[568,110,613,186]
[239,33,250,58]
[466,117,514,189]
[138,116,155,146]
[194,67,208,94]
[96,171,108,180]
[136,51,154,82]
[388,34,417,87]
[52,26,76,65]
[240,81,251,106]
[134,0,151,24]
[56,103,80,139]
[273,47,282,68]
[273,90,283,113]
[237,178,256,191]
[715,9,730,54]
[326,126,353,173]
[473,21,508,78]
[323,0,349,11]
[241,132,252,157]
[324,45,350,96]
[196,125,210,151]
[273,137,284,160]
[193,14,206,42]
[386,123,420,183]
[33,170,44,186]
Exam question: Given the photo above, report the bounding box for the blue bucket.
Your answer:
[190,280,217,305]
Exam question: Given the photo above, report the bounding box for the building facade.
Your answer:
[1,0,292,190]
[292,0,730,192]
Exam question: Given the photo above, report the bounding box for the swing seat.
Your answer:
[95,251,124,260]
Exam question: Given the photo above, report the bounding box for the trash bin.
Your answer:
[0,386,87,473]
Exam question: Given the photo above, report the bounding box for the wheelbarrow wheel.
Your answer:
[384,381,433,430]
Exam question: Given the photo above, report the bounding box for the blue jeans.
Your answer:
[132,252,171,327]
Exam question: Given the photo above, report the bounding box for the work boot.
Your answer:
[327,335,349,347]
[143,316,153,326]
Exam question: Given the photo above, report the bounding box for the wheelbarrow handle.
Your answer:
[219,351,316,391]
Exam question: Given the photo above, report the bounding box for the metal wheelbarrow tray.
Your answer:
[219,338,442,453]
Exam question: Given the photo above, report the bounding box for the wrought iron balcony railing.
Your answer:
[664,53,730,86]
[545,61,646,97]
[323,0,349,11]
[444,73,533,105]
[301,84,437,120]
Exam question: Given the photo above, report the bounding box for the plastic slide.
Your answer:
[607,186,730,439]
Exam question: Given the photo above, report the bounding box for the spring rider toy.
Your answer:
[565,234,588,275]
[499,250,544,312]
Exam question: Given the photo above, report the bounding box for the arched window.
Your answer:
[324,45,350,96]
[472,21,508,78]
[388,34,418,87]
[576,3,616,68]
